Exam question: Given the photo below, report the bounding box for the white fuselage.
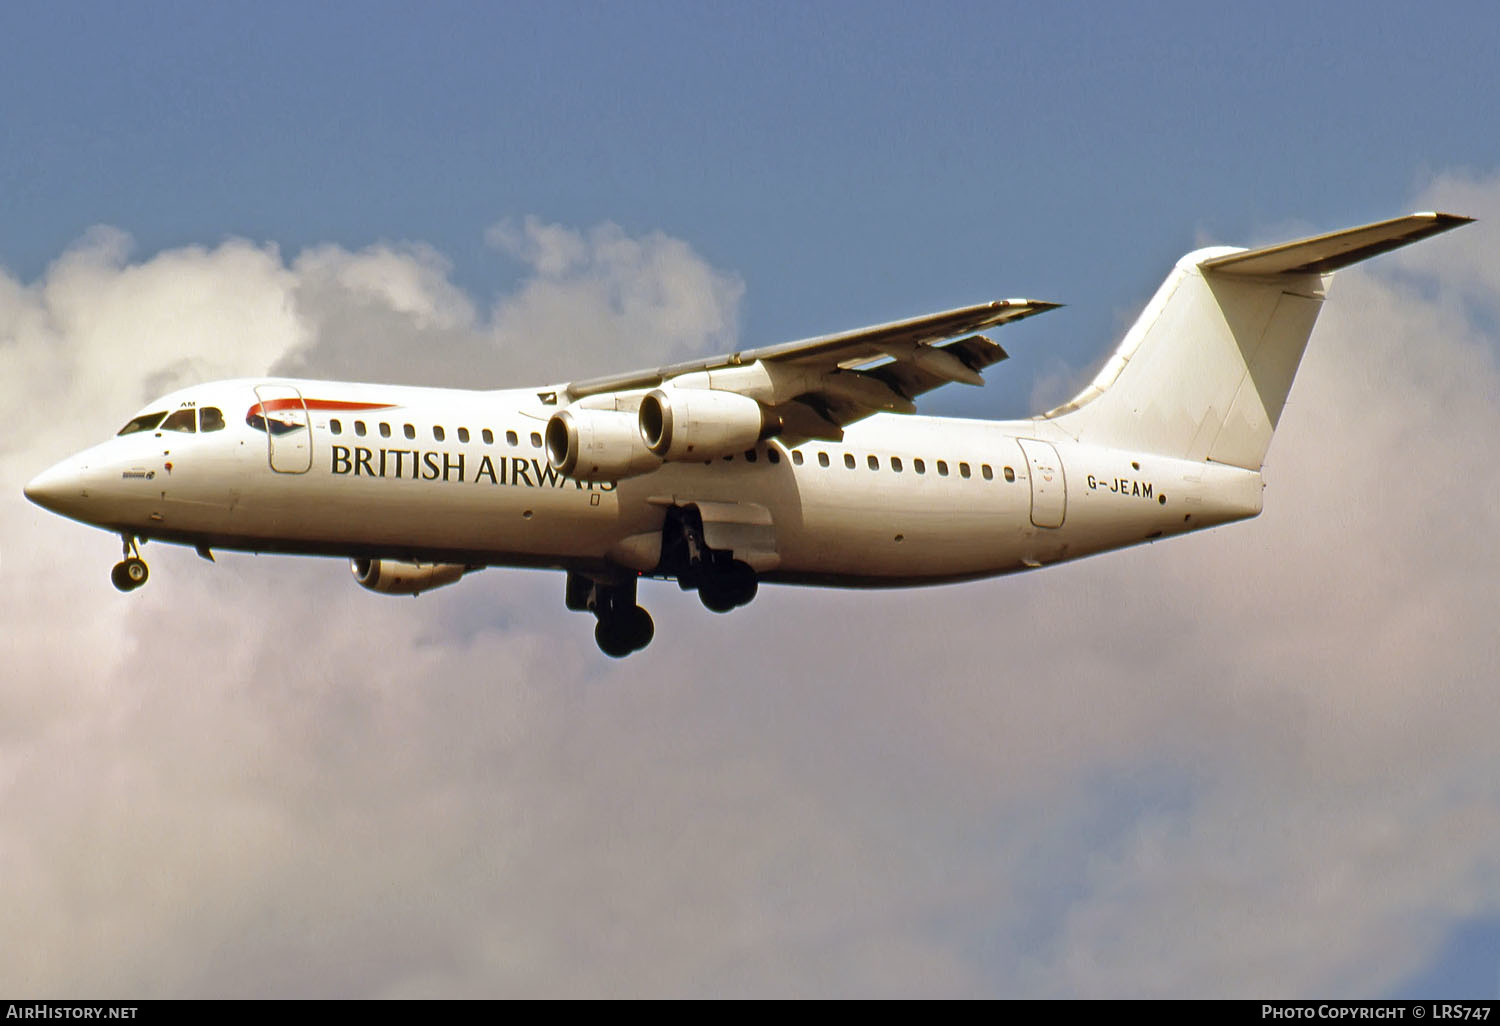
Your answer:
[26,377,1265,586]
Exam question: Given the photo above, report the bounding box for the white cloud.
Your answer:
[485,217,745,382]
[269,219,743,390]
[1399,170,1500,315]
[3,196,1498,997]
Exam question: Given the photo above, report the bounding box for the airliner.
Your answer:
[25,213,1470,656]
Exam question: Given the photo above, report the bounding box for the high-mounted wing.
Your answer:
[562,298,1058,439]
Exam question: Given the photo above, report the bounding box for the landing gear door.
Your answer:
[251,384,312,474]
[1017,438,1066,528]
[687,500,780,573]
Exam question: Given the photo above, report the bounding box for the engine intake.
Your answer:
[351,558,467,595]
[639,388,770,461]
[546,408,661,481]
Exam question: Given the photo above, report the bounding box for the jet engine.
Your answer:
[351,558,467,595]
[638,387,770,462]
[545,408,662,480]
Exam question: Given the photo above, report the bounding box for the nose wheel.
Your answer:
[111,536,149,592]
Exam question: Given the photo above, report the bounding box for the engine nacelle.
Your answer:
[545,408,662,481]
[639,387,770,461]
[351,558,467,596]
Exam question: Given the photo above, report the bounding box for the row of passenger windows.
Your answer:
[326,418,1015,483]
[328,419,542,449]
[750,447,1012,481]
[117,407,226,435]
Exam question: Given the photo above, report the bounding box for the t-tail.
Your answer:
[1041,213,1472,470]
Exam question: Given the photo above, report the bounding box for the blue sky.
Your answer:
[7,0,1495,408]
[4,0,1499,998]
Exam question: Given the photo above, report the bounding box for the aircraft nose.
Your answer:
[24,459,89,515]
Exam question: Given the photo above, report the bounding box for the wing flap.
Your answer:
[867,334,1005,400]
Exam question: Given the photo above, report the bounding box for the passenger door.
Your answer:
[252,384,312,474]
[1016,438,1066,528]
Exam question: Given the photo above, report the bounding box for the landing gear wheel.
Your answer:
[594,604,654,658]
[111,557,148,592]
[699,582,738,613]
[726,561,757,606]
[699,560,757,613]
[624,604,654,650]
[594,620,631,658]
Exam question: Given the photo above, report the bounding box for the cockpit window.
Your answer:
[161,409,197,433]
[117,412,167,436]
[200,407,225,432]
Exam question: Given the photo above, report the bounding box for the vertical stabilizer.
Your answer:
[1041,213,1471,470]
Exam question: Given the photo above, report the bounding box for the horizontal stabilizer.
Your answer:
[1046,210,1472,471]
[1200,212,1473,276]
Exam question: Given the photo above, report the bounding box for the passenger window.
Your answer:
[117,412,167,436]
[960,462,971,479]
[937,460,949,476]
[891,457,903,472]
[482,428,494,444]
[355,421,367,437]
[914,458,926,474]
[329,418,342,436]
[161,409,197,433]
[744,449,757,463]
[843,453,855,469]
[434,426,446,442]
[768,448,781,464]
[458,427,470,443]
[530,432,542,448]
[379,422,392,438]
[818,452,830,468]
[792,450,805,466]
[981,464,993,481]
[403,424,415,440]
[506,430,519,446]
[199,407,225,432]
[1004,466,1016,482]
[867,455,879,470]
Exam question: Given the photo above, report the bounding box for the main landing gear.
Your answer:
[661,506,758,614]
[111,535,149,592]
[567,507,764,658]
[567,572,654,659]
[694,559,758,613]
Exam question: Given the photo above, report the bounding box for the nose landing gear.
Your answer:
[111,536,149,592]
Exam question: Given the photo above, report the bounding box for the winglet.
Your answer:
[1200,212,1473,276]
